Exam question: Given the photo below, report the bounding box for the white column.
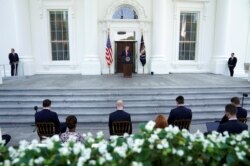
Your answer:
[13,0,34,76]
[0,68,2,84]
[212,0,231,75]
[150,0,169,74]
[81,0,101,75]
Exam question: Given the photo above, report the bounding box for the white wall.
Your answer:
[1,0,249,76]
[227,0,250,77]
[0,0,17,76]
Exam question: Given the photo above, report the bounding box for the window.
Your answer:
[179,12,198,60]
[49,11,70,61]
[112,7,138,19]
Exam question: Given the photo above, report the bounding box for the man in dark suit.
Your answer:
[121,46,132,64]
[228,52,237,77]
[217,104,248,134]
[168,96,192,125]
[108,100,132,135]
[35,99,66,134]
[8,48,19,76]
[220,97,247,124]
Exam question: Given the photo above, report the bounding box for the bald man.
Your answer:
[108,100,132,135]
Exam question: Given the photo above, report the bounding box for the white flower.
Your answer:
[105,153,113,161]
[187,156,192,161]
[157,144,163,149]
[29,158,34,166]
[98,143,107,154]
[96,131,104,139]
[176,149,184,156]
[34,157,44,164]
[4,160,11,166]
[149,144,154,149]
[73,142,83,155]
[114,143,128,158]
[145,121,156,131]
[88,160,96,165]
[59,147,70,156]
[98,157,105,165]
[132,161,143,166]
[77,156,86,166]
[161,139,169,148]
[148,134,159,144]
[51,135,60,142]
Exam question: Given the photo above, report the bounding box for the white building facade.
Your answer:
[0,0,250,76]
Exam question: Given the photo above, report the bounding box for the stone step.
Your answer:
[0,101,249,108]
[0,94,244,101]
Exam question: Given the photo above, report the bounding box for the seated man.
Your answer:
[108,100,132,135]
[168,96,192,126]
[220,97,247,124]
[35,99,66,134]
[217,104,248,134]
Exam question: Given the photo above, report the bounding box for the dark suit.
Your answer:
[121,50,132,64]
[2,134,11,145]
[35,109,64,134]
[108,110,132,135]
[220,107,248,124]
[228,57,237,77]
[9,53,19,76]
[168,106,192,125]
[217,120,248,134]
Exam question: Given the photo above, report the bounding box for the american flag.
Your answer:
[105,32,113,66]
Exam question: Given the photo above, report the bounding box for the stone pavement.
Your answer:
[0,73,249,89]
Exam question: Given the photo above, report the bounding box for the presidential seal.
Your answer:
[125,56,131,62]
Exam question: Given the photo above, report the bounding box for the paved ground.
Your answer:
[1,73,249,89]
[0,73,250,146]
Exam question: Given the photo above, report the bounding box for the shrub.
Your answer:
[0,121,249,166]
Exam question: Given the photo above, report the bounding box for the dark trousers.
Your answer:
[10,63,18,76]
[2,134,11,145]
[229,67,234,77]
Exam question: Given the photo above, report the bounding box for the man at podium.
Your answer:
[121,46,133,78]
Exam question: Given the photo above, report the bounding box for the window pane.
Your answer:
[112,7,138,19]
[179,12,198,60]
[49,11,70,61]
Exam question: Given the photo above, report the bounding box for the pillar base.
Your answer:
[81,57,101,75]
[212,59,228,75]
[22,60,35,76]
[150,58,170,74]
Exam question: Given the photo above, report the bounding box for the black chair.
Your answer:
[173,119,191,130]
[111,121,131,136]
[36,122,55,141]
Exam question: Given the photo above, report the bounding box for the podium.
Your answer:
[122,56,133,78]
[123,64,132,78]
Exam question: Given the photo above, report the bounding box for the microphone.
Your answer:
[34,106,38,112]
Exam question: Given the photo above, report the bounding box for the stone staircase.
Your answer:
[0,87,249,125]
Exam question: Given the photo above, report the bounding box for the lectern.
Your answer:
[123,56,133,78]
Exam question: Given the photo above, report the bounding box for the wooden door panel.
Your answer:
[115,42,135,73]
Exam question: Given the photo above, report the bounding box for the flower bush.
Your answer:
[0,121,250,166]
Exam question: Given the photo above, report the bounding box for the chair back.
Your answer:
[36,122,55,140]
[238,118,247,124]
[112,121,131,136]
[173,119,191,130]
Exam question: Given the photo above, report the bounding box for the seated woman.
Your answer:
[154,114,168,129]
[60,115,83,143]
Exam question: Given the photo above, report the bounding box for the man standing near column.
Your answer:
[227,53,237,77]
[8,48,19,76]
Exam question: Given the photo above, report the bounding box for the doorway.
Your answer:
[115,41,136,73]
